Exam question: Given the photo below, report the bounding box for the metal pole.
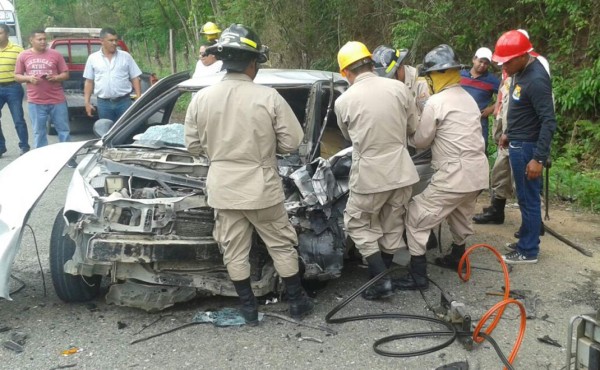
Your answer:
[169,29,176,74]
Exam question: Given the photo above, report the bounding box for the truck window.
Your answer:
[71,44,90,64]
[53,44,69,63]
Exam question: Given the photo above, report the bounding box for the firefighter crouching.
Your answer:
[184,24,313,325]
[398,45,489,289]
[334,41,419,300]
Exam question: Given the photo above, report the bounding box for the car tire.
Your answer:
[49,208,101,302]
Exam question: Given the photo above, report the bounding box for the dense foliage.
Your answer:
[16,0,600,211]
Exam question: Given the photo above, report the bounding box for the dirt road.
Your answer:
[1,107,599,370]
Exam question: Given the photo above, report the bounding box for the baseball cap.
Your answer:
[474,47,493,61]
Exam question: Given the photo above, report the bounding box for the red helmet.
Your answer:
[492,30,533,63]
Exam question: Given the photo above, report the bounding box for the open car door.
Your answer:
[298,77,348,163]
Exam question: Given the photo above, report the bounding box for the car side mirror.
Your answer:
[93,118,115,138]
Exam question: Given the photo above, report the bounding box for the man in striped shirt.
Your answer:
[0,24,29,157]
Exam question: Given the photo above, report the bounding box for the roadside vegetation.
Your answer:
[16,0,600,212]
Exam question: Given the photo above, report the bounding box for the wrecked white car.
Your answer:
[0,69,433,312]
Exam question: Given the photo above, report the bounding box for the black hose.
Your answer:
[324,264,515,365]
[325,266,459,357]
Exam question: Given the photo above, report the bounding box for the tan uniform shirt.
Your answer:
[403,65,430,114]
[412,84,489,192]
[185,73,304,210]
[335,72,419,194]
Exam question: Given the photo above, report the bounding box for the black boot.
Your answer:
[514,221,545,238]
[283,273,314,320]
[394,255,429,290]
[434,243,465,270]
[232,278,259,326]
[381,252,395,269]
[362,252,393,300]
[472,198,506,224]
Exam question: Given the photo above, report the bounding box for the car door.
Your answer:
[299,78,344,163]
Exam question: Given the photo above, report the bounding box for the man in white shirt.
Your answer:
[193,42,223,78]
[83,27,142,122]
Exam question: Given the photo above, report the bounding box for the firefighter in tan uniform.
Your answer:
[184,24,313,325]
[473,73,513,224]
[396,45,489,290]
[334,41,419,300]
[372,45,430,114]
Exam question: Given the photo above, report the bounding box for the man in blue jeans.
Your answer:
[83,28,142,122]
[15,29,76,167]
[0,24,29,157]
[492,30,557,264]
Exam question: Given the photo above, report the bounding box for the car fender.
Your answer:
[0,140,96,300]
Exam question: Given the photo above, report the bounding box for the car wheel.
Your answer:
[49,208,101,302]
[47,119,58,136]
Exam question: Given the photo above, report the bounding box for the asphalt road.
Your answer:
[1,101,599,370]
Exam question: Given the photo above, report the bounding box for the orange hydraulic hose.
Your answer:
[456,243,527,369]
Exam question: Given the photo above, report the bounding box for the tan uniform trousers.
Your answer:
[213,202,299,281]
[406,186,480,256]
[491,146,513,200]
[344,187,412,258]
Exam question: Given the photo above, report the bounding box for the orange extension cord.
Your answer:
[457,243,527,369]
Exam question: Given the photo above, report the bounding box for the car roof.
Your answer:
[179,68,347,89]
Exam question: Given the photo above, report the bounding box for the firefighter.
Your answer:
[335,41,419,300]
[371,45,430,114]
[397,45,489,288]
[200,22,222,42]
[184,24,313,325]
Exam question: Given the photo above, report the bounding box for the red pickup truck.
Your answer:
[45,27,156,132]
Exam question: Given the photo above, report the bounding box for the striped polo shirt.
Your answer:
[0,41,23,83]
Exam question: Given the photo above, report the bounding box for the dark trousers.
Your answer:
[0,83,29,152]
[509,141,541,257]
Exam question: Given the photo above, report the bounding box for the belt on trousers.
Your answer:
[98,94,131,102]
[0,81,17,87]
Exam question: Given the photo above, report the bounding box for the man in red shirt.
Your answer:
[15,29,75,166]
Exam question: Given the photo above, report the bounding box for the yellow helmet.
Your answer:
[337,41,372,77]
[201,22,221,36]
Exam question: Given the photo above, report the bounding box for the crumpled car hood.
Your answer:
[0,140,96,300]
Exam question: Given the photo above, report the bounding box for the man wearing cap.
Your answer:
[492,30,557,265]
[460,47,500,153]
[335,41,419,300]
[185,24,313,324]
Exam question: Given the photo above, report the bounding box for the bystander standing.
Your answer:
[83,27,142,122]
[0,24,29,157]
[14,29,74,166]
[460,47,500,153]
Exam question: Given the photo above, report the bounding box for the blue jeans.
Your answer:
[481,118,489,154]
[97,96,132,122]
[509,141,541,257]
[0,83,29,152]
[28,102,70,148]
